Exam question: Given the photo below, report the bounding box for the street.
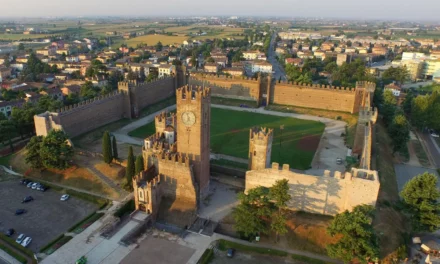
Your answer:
[267,32,286,81]
[419,131,440,168]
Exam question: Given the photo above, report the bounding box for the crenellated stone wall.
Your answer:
[269,81,370,114]
[245,163,380,216]
[189,73,265,104]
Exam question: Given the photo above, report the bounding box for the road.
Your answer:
[418,131,440,168]
[267,32,286,81]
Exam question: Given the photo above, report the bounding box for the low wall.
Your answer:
[245,163,380,216]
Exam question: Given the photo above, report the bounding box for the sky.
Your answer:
[1,0,439,21]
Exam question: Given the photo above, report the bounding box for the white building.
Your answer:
[158,64,174,78]
[251,61,273,73]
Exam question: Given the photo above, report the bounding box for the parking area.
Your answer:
[120,236,195,264]
[0,180,97,252]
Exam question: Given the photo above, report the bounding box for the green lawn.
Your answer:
[129,108,324,170]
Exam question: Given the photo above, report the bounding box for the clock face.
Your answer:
[181,111,196,126]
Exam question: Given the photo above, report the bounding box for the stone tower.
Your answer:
[249,127,273,171]
[176,85,211,197]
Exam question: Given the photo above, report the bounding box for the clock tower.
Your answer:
[176,85,211,197]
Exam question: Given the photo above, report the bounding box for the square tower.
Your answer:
[176,85,211,196]
[249,127,273,171]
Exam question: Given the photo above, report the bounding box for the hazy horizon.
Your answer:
[0,0,439,22]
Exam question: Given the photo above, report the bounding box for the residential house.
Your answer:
[243,50,264,60]
[372,45,388,56]
[214,57,228,68]
[66,56,80,63]
[285,58,303,66]
[251,61,273,73]
[204,63,219,73]
[223,67,243,76]
[56,48,70,55]
[321,42,334,51]
[313,50,326,60]
[61,84,81,96]
[385,83,401,97]
[158,64,174,78]
[0,67,12,82]
[40,87,63,101]
[0,100,24,117]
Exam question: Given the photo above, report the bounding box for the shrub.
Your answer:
[0,233,35,263]
[197,248,214,264]
[217,239,287,257]
[68,212,104,233]
[39,234,65,253]
[114,199,135,218]
[0,244,27,264]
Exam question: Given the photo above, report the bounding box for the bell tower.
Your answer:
[176,85,211,197]
[249,127,273,171]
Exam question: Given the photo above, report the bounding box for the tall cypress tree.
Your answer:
[112,136,118,161]
[125,146,135,190]
[135,155,144,175]
[102,131,113,165]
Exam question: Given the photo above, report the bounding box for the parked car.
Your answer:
[20,237,32,248]
[26,182,33,188]
[31,182,39,190]
[20,179,30,185]
[227,248,235,258]
[429,129,439,138]
[15,209,26,215]
[37,185,46,191]
[60,194,70,201]
[5,229,15,237]
[336,158,343,165]
[15,234,25,244]
[22,196,33,203]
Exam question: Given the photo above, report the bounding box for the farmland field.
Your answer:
[129,108,324,170]
[126,34,188,47]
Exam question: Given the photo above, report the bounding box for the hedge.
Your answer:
[291,254,332,264]
[68,212,104,233]
[113,199,135,218]
[217,239,288,257]
[39,234,65,253]
[0,244,27,264]
[197,248,214,264]
[0,233,36,264]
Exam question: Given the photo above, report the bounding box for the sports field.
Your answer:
[128,108,324,170]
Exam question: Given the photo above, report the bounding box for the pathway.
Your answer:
[211,154,248,164]
[86,163,129,198]
[0,240,31,264]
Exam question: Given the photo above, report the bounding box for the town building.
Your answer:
[251,61,273,73]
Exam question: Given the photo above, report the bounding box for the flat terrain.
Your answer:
[120,236,195,264]
[128,108,324,170]
[0,180,96,252]
[126,35,188,46]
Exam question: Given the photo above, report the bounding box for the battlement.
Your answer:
[356,81,376,92]
[144,132,176,152]
[118,76,174,90]
[269,162,378,182]
[277,80,357,93]
[250,127,274,142]
[56,90,123,115]
[176,85,211,101]
[190,72,260,82]
[158,152,191,167]
[358,107,378,124]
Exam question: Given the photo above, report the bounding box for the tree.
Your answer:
[135,155,144,175]
[0,120,15,152]
[125,146,135,190]
[40,130,74,170]
[139,67,146,82]
[400,172,440,231]
[126,69,137,81]
[25,136,44,170]
[80,81,99,99]
[269,179,290,210]
[403,90,414,115]
[411,95,430,129]
[388,114,410,153]
[112,136,118,161]
[381,90,397,126]
[102,131,113,165]
[382,66,410,84]
[155,41,163,51]
[327,205,379,263]
[18,43,25,50]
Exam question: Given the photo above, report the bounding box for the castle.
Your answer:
[33,71,380,226]
[133,85,211,227]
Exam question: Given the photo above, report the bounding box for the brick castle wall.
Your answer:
[130,77,176,113]
[270,81,362,113]
[189,73,263,103]
[245,163,380,216]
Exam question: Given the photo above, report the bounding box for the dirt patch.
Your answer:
[298,134,321,152]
